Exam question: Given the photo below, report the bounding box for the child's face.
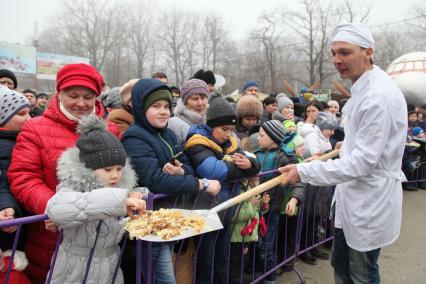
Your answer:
[322,128,335,139]
[211,124,235,144]
[2,107,31,131]
[295,144,304,157]
[241,116,257,129]
[286,125,296,133]
[145,100,170,129]
[257,127,278,150]
[408,113,418,122]
[94,165,123,187]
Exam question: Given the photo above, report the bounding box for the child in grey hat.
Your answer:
[45,114,146,284]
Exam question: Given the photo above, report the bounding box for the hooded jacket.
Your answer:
[45,147,137,284]
[121,79,199,209]
[7,94,118,283]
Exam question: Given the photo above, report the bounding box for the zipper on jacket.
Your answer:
[158,133,174,156]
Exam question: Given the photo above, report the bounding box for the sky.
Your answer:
[0,0,423,45]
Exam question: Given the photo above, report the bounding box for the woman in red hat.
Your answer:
[7,63,119,284]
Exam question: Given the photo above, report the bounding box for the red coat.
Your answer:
[0,256,31,284]
[7,94,119,283]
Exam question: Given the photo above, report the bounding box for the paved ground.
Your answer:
[278,189,426,284]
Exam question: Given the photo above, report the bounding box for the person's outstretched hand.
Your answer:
[278,164,300,185]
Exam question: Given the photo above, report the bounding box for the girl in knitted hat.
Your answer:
[254,120,305,283]
[0,86,31,251]
[45,114,146,284]
[184,93,261,283]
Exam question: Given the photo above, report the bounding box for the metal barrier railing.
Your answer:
[0,173,336,284]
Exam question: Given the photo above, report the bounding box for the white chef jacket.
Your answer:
[297,66,407,252]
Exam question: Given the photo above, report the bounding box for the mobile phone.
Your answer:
[170,152,183,166]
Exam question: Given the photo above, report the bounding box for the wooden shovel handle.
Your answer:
[209,149,340,214]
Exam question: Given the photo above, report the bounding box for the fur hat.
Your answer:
[276,93,294,113]
[181,79,209,104]
[0,69,17,89]
[0,86,30,127]
[236,95,263,120]
[316,111,339,130]
[261,120,286,145]
[56,63,104,96]
[193,69,216,85]
[206,93,236,128]
[76,114,126,170]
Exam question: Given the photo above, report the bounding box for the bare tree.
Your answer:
[125,0,154,79]
[250,11,282,92]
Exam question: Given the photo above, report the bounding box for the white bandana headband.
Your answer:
[328,23,375,49]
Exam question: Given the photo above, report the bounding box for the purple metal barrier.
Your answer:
[1,171,336,284]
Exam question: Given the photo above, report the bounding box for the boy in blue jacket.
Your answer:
[121,79,221,284]
[184,93,261,284]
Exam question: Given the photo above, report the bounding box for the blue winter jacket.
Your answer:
[184,125,260,205]
[121,79,199,208]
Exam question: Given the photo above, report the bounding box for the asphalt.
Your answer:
[278,189,426,284]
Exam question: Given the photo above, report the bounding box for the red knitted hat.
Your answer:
[56,63,104,96]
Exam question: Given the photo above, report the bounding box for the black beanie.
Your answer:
[76,114,126,170]
[193,69,216,85]
[0,69,18,89]
[206,93,236,128]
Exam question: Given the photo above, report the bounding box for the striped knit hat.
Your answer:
[261,119,286,145]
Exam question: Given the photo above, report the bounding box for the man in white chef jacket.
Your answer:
[279,23,407,284]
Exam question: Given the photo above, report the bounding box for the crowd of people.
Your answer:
[0,23,420,284]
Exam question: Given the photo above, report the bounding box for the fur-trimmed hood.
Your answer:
[1,250,28,272]
[56,147,137,193]
[173,98,205,125]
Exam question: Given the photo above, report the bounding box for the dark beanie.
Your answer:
[241,80,259,93]
[206,93,236,128]
[76,114,126,170]
[144,89,172,112]
[0,69,18,89]
[193,69,216,85]
[261,120,286,145]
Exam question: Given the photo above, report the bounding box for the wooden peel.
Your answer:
[208,149,340,214]
[332,80,351,98]
[283,80,297,98]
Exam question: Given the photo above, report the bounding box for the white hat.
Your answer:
[328,23,375,49]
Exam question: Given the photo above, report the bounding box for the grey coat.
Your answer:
[168,98,205,144]
[45,147,138,284]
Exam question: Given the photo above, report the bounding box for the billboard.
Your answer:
[0,43,37,74]
[37,52,90,80]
